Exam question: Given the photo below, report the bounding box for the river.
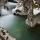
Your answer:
[0,14,40,40]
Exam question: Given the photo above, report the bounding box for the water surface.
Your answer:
[0,15,40,40]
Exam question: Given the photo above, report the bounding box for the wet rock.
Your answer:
[13,0,33,15]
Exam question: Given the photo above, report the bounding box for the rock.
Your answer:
[12,0,27,15]
[0,27,16,40]
[18,0,40,27]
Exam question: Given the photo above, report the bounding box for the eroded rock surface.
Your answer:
[16,0,40,27]
[0,27,16,40]
[25,0,40,27]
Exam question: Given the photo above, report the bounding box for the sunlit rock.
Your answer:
[12,5,26,15]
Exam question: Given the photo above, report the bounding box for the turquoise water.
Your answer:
[0,14,40,40]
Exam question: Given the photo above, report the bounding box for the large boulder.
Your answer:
[15,0,40,27]
[13,0,33,16]
[26,0,40,27]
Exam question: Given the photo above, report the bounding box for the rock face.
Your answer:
[16,0,40,27]
[16,0,33,27]
[13,0,33,15]
[25,0,40,27]
[0,27,16,40]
